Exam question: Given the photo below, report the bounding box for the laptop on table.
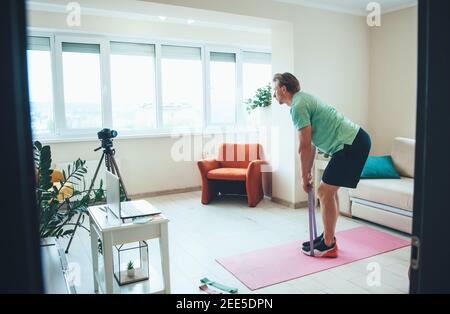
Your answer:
[105,170,161,220]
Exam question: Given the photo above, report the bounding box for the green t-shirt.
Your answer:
[290,91,360,155]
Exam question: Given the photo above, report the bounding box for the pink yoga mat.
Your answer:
[216,226,410,290]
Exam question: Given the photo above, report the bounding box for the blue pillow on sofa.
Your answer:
[361,156,401,179]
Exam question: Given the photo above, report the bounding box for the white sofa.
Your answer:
[342,138,415,234]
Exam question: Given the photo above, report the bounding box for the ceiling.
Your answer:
[27,0,274,33]
[274,0,417,16]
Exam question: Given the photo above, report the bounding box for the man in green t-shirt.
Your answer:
[273,73,371,258]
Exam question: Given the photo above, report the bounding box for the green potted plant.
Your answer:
[245,83,272,126]
[245,83,272,113]
[34,141,105,241]
[127,260,135,278]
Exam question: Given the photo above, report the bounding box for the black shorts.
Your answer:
[322,128,371,189]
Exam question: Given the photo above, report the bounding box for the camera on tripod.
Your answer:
[97,128,118,151]
[66,127,127,253]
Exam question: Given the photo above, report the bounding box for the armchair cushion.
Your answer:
[207,168,247,181]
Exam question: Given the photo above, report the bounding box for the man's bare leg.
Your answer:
[318,182,340,246]
[335,190,340,216]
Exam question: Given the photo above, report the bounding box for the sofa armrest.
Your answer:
[246,160,266,180]
[197,159,221,176]
[197,159,221,205]
[246,160,266,207]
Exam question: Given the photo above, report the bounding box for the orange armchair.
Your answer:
[197,143,265,207]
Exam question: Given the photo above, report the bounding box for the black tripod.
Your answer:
[65,137,130,253]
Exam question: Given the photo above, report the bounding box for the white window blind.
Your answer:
[28,36,50,51]
[62,42,100,54]
[110,41,155,56]
[243,51,271,64]
[210,52,236,63]
[162,45,201,60]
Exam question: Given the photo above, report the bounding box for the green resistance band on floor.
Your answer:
[200,278,238,294]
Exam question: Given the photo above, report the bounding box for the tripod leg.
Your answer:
[65,211,84,254]
[89,152,105,192]
[110,155,130,200]
[66,152,105,254]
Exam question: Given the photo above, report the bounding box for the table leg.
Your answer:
[102,233,114,294]
[159,223,171,294]
[89,217,99,293]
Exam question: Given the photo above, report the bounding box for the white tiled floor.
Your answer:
[58,191,411,294]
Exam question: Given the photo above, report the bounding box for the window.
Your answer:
[27,36,54,135]
[27,32,272,140]
[243,52,272,104]
[243,51,272,122]
[61,42,102,130]
[161,45,203,128]
[209,52,237,125]
[110,42,156,131]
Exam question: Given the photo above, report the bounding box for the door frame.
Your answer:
[410,0,450,294]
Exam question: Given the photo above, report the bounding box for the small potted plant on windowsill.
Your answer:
[245,83,272,126]
[127,261,135,278]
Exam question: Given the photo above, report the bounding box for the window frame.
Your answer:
[108,38,158,135]
[158,42,205,132]
[241,49,273,123]
[54,34,109,136]
[205,46,242,128]
[26,31,57,138]
[27,29,271,142]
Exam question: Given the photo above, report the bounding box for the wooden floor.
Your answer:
[58,191,411,294]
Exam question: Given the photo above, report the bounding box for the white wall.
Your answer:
[269,21,296,204]
[369,6,418,155]
[45,137,201,195]
[291,9,370,203]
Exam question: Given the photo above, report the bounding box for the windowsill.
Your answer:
[35,127,260,145]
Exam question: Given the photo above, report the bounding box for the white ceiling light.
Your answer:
[187,19,195,25]
[158,16,167,21]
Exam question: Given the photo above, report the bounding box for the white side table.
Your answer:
[88,201,171,294]
[313,156,352,217]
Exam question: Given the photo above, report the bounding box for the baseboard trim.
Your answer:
[294,201,308,209]
[270,196,307,209]
[130,186,201,199]
[131,188,310,209]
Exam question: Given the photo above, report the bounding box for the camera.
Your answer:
[96,128,118,152]
[97,128,118,140]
